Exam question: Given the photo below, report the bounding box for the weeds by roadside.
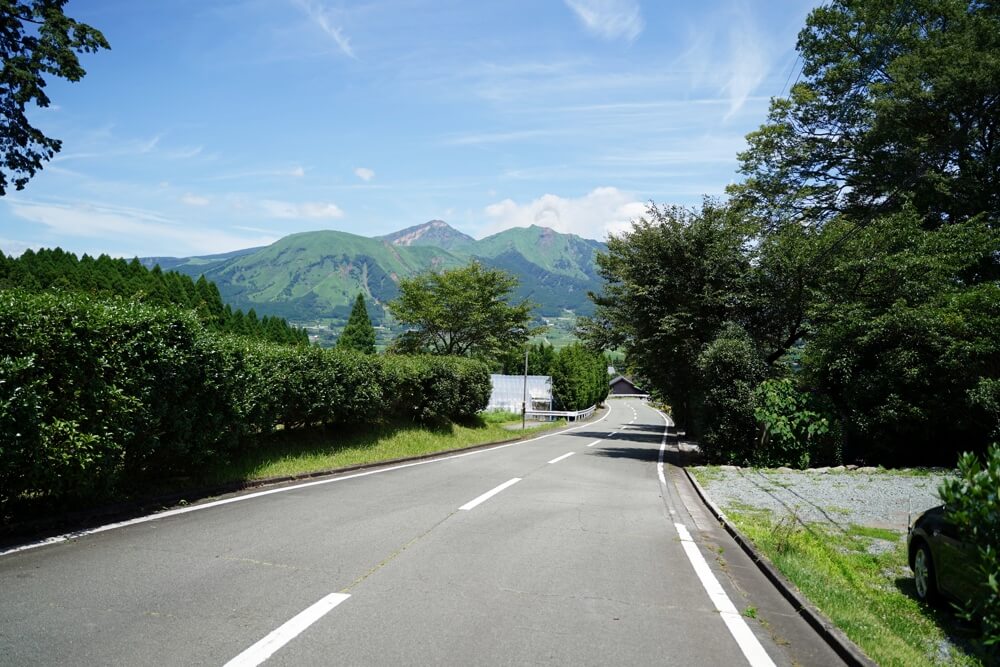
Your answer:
[725,506,983,667]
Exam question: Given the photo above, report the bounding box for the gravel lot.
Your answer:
[693,466,955,532]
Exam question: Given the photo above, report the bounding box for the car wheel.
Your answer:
[913,542,939,603]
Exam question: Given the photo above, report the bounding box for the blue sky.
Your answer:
[2,0,817,258]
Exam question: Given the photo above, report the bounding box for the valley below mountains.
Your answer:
[143,220,606,343]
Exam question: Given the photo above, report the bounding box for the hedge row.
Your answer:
[0,290,490,510]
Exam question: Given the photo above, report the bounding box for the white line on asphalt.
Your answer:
[675,524,776,667]
[548,452,575,464]
[458,478,521,511]
[586,439,602,447]
[646,400,776,667]
[1,408,613,557]
[224,592,350,667]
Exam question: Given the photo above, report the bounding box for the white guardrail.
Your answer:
[525,405,597,422]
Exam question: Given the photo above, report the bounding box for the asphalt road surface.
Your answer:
[0,399,845,666]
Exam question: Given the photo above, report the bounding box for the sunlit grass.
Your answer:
[200,413,560,484]
[724,507,982,667]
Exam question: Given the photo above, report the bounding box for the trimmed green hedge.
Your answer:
[0,290,490,512]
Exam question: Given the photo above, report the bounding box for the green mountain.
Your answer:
[151,221,606,326]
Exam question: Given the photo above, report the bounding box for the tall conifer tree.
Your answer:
[337,293,377,354]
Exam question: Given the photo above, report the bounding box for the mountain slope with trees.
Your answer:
[149,222,608,325]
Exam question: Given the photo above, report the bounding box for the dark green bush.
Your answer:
[939,445,1000,657]
[0,291,232,504]
[383,355,490,422]
[695,323,766,464]
[0,289,492,515]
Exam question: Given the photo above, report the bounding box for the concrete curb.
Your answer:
[682,467,877,667]
[0,408,608,548]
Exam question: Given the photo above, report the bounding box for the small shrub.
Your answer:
[752,378,840,468]
[938,445,1000,657]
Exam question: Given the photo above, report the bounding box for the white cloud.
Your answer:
[0,238,40,257]
[564,0,644,42]
[482,187,645,241]
[290,165,306,177]
[180,193,211,206]
[293,0,356,58]
[167,146,204,159]
[444,129,565,146]
[8,199,278,255]
[354,166,375,181]
[259,199,345,219]
[673,4,774,119]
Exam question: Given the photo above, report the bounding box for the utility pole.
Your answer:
[522,345,529,431]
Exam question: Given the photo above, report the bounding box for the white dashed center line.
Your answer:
[224,592,350,667]
[458,478,522,511]
[548,452,575,464]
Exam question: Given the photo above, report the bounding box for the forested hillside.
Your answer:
[0,248,308,345]
[148,222,606,329]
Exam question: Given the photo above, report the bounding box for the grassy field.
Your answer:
[197,411,561,486]
[719,504,982,666]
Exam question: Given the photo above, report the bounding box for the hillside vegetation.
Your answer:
[151,222,606,329]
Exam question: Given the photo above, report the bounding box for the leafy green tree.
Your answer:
[1,0,110,194]
[731,0,1000,230]
[388,262,538,358]
[550,343,608,411]
[802,210,1000,464]
[580,201,756,430]
[337,293,376,354]
[695,324,767,464]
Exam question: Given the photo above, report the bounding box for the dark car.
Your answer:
[907,505,979,606]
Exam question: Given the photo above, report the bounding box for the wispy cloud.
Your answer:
[167,145,204,159]
[564,0,644,42]
[481,187,645,241]
[8,199,278,256]
[0,238,41,257]
[181,193,211,206]
[673,2,775,119]
[443,129,567,146]
[354,166,375,181]
[259,199,345,219]
[293,0,356,58]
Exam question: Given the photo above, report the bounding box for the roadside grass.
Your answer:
[724,507,982,667]
[199,412,561,485]
[2,412,564,529]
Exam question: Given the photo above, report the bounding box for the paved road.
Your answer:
[0,399,843,666]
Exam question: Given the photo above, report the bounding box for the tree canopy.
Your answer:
[1,0,109,195]
[388,262,538,359]
[337,293,376,354]
[583,0,1000,467]
[730,0,1000,230]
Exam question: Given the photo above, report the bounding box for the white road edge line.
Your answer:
[1,407,613,557]
[547,452,575,464]
[648,402,775,667]
[458,478,521,511]
[675,523,776,667]
[223,592,350,667]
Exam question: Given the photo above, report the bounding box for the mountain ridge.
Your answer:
[147,221,607,327]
